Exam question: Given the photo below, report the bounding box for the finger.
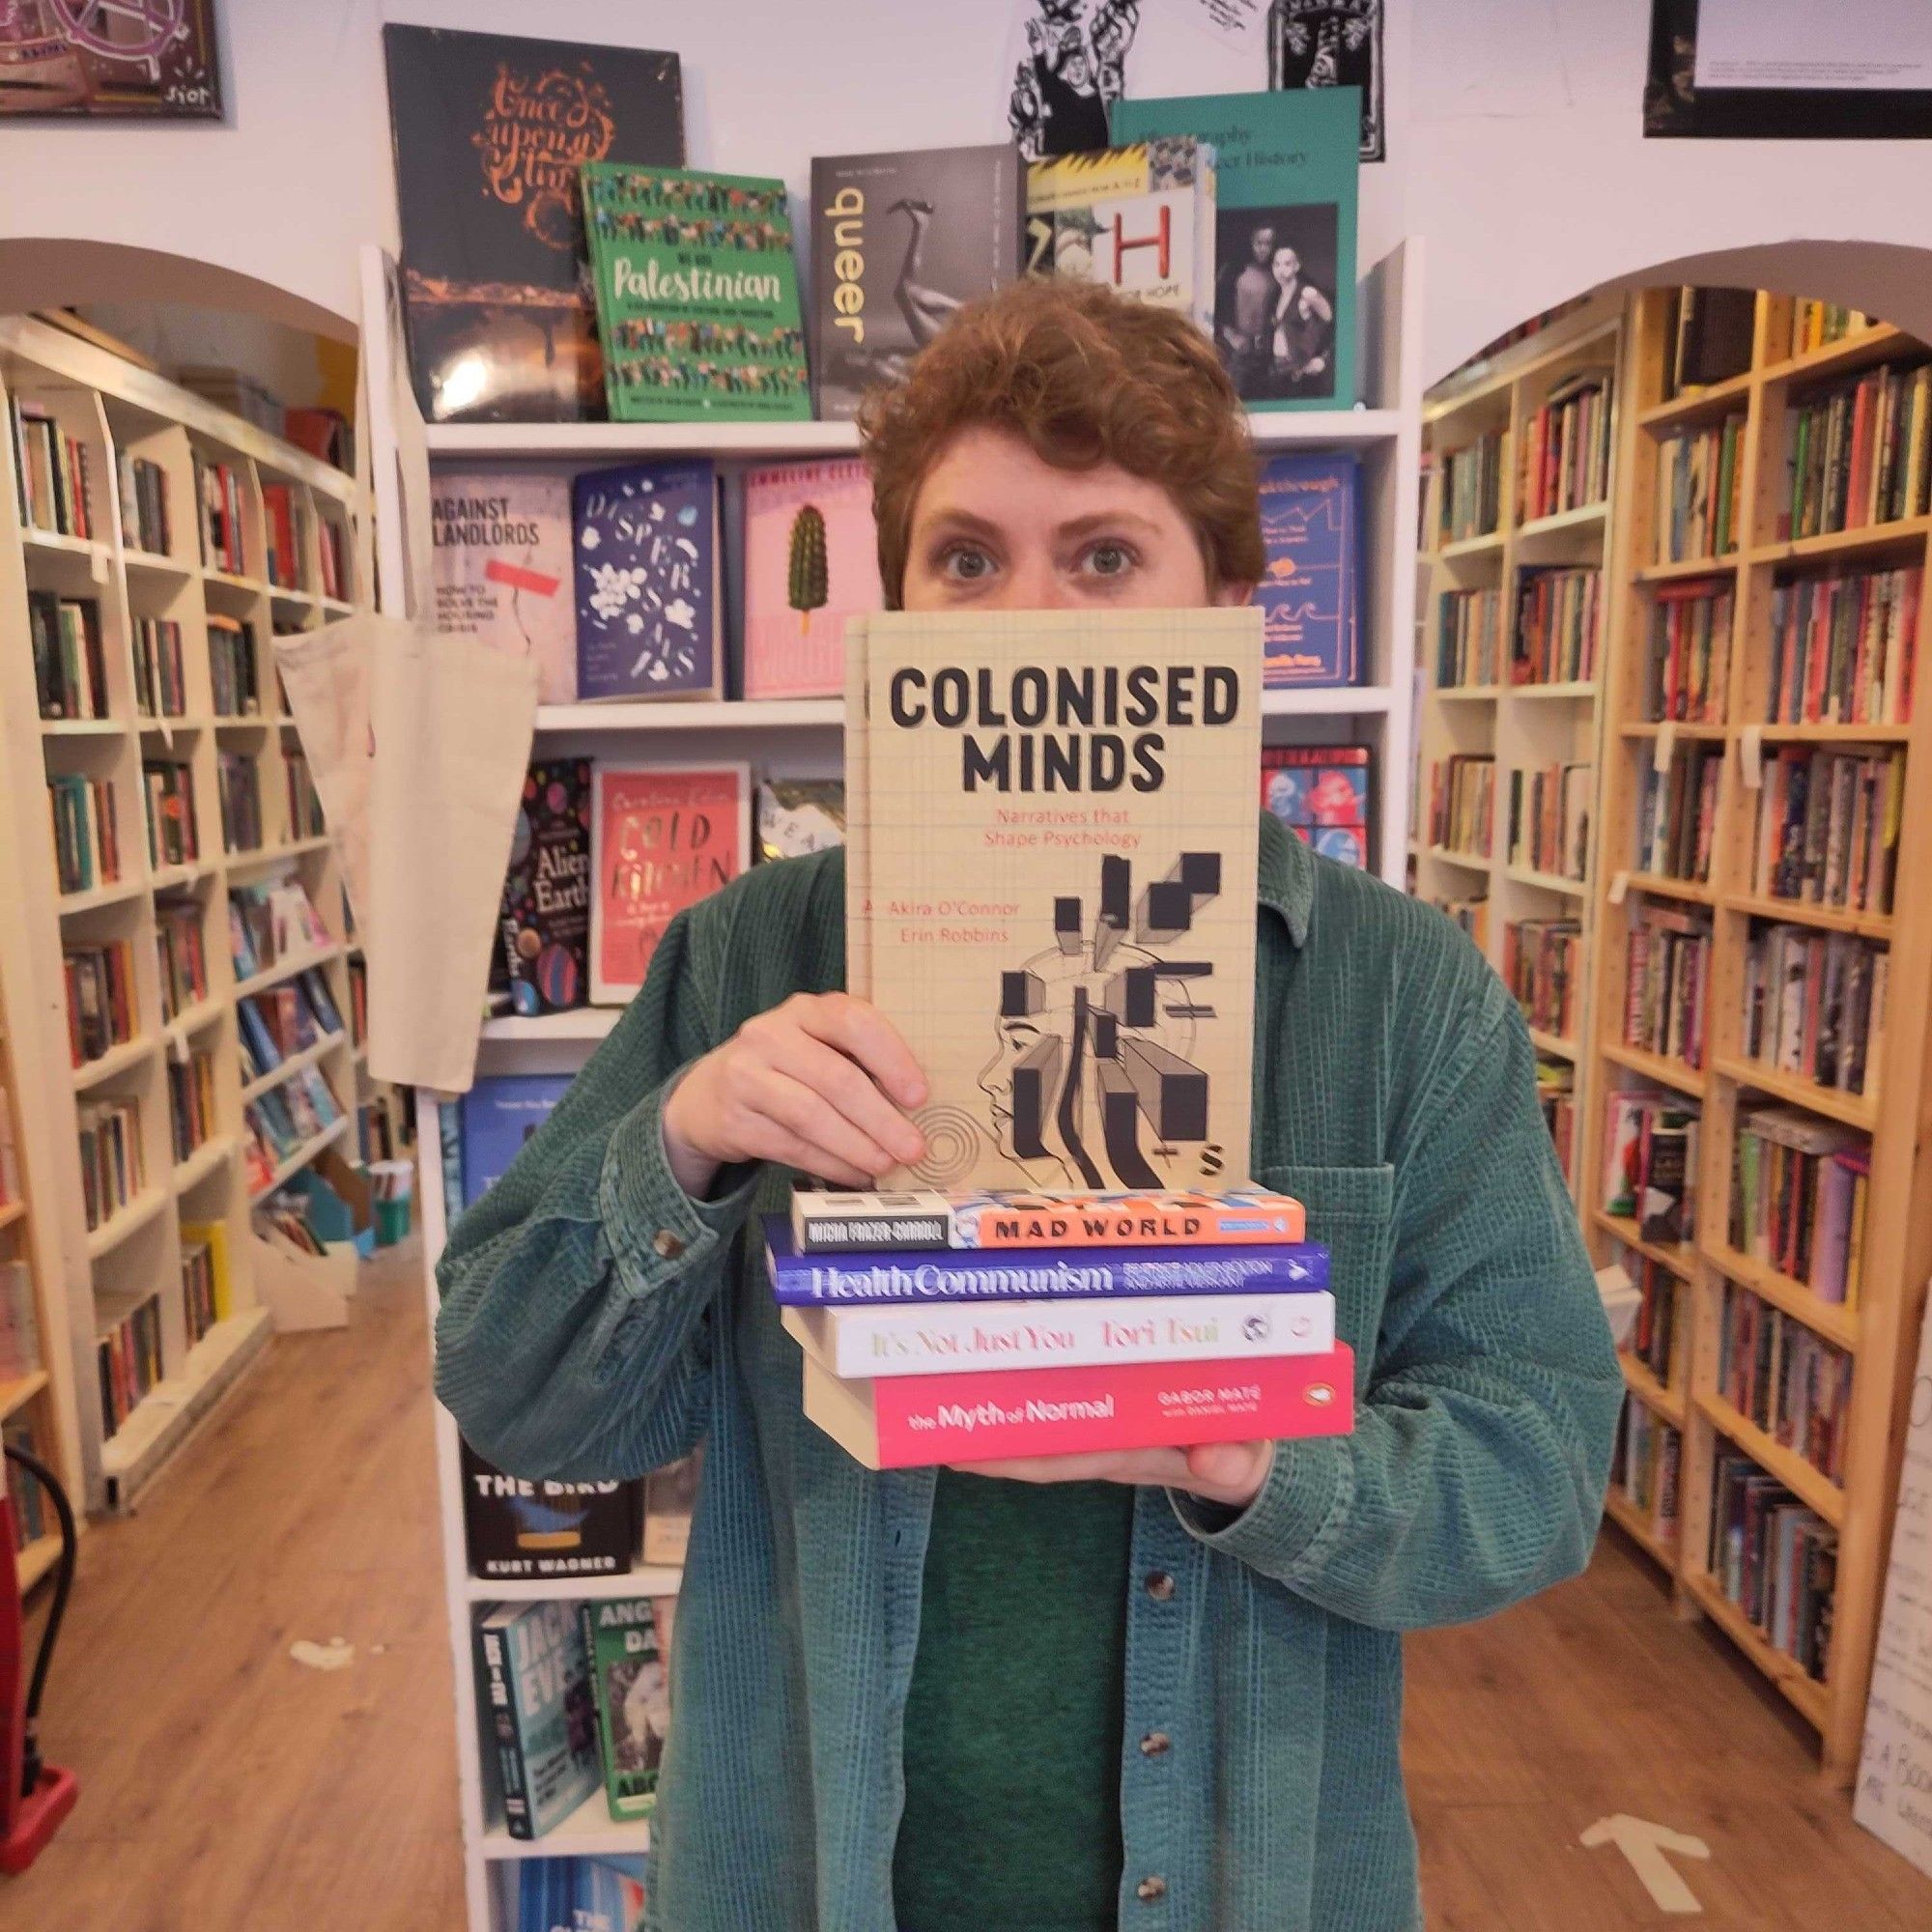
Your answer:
[1184,1440,1272,1501]
[765,1030,925,1168]
[949,1450,1186,1487]
[744,1065,898,1180]
[731,1118,874,1189]
[793,994,928,1110]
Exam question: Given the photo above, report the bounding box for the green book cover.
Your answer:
[582,1596,668,1821]
[1109,88,1357,414]
[582,163,810,423]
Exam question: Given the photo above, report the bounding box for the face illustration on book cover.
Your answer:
[1214,204,1338,402]
[1267,0,1385,162]
[1007,0,1141,159]
[382,27,683,422]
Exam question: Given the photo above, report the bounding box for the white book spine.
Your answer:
[786,1290,1334,1379]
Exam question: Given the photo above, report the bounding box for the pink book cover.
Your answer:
[430,469,577,703]
[805,1342,1353,1468]
[742,458,882,698]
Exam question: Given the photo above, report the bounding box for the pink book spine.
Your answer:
[860,1344,1353,1466]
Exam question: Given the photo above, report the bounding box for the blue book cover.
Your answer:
[459,1075,576,1209]
[765,1215,1329,1304]
[484,1601,601,1839]
[573,460,720,700]
[1255,450,1361,687]
[514,1856,650,1932]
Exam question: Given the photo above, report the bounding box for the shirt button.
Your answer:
[1144,1570,1176,1601]
[1136,1876,1168,1903]
[652,1229,687,1261]
[1139,1730,1171,1757]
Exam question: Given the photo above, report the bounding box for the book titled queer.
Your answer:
[801,1343,1354,1470]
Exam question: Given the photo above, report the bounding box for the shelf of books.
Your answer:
[374,201,1423,1922]
[1413,297,1626,1199]
[0,313,367,1510]
[1580,285,1932,1782]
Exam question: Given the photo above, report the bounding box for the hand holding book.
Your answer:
[662,992,928,1197]
[952,1440,1275,1510]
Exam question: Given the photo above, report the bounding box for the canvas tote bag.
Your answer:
[276,277,536,1094]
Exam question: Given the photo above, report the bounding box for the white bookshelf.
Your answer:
[369,235,1424,1929]
[0,313,370,1509]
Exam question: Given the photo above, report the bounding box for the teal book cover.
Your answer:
[1110,88,1357,414]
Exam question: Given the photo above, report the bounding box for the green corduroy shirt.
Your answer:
[435,811,1622,1932]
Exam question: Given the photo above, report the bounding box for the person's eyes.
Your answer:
[937,543,996,583]
[1079,539,1139,580]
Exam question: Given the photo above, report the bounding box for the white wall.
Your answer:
[0,1,1927,379]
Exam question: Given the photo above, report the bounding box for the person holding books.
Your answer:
[436,278,1622,1932]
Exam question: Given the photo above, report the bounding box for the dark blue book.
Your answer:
[764,1215,1328,1305]
[573,460,720,701]
[458,1075,576,1209]
[1254,450,1361,687]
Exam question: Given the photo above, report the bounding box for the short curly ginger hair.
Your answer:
[857,277,1264,608]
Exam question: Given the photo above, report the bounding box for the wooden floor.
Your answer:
[16,1240,1932,1930]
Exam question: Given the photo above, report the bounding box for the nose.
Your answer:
[990,554,1081,610]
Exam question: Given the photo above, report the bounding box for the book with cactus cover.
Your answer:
[461,1438,638,1580]
[431,470,577,702]
[581,162,810,422]
[741,459,883,698]
[580,1597,667,1822]
[1255,450,1361,686]
[808,144,1023,420]
[499,760,591,1014]
[1023,138,1216,335]
[573,461,720,700]
[844,607,1263,1195]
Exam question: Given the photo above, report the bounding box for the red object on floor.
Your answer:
[0,1492,77,1875]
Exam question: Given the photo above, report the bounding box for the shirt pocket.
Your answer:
[1253,1161,1395,1388]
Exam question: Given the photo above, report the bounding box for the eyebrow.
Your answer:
[915,506,1168,543]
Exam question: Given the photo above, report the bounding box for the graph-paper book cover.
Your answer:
[844,607,1262,1195]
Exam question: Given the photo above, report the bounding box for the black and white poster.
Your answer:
[1268,0,1384,162]
[1005,0,1142,159]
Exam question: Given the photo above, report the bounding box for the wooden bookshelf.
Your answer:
[1580,287,1932,1782]
[1415,298,1626,1198]
[0,314,368,1510]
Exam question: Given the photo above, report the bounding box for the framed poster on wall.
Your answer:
[0,0,222,119]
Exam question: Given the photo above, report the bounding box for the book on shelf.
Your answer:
[1023,138,1215,336]
[1666,288,1755,395]
[1435,895,1488,950]
[142,759,197,869]
[640,1456,697,1568]
[588,762,750,1007]
[1602,1090,1700,1245]
[755,779,846,863]
[1519,367,1615,522]
[1513,566,1600,686]
[844,608,1261,1194]
[1707,1446,1835,1683]
[1644,578,1732,723]
[474,1600,603,1840]
[1751,745,1903,914]
[0,1261,37,1382]
[1438,428,1504,545]
[1436,585,1502,688]
[1789,300,1873,358]
[807,143,1022,421]
[1253,451,1361,687]
[581,1597,668,1822]
[215,749,264,855]
[77,1094,144,1233]
[503,1857,650,1932]
[97,1292,162,1438]
[499,760,591,1017]
[582,162,810,424]
[381,25,685,423]
[1261,745,1371,871]
[454,1075,576,1213]
[260,483,311,592]
[1654,412,1746,563]
[1628,1254,1679,1386]
[1780,357,1932,541]
[1767,563,1919,726]
[1534,1056,1576,1172]
[283,746,325,840]
[1110,86,1358,411]
[207,612,261,716]
[430,470,577,704]
[1623,905,1712,1070]
[1427,753,1494,859]
[5,1417,49,1552]
[228,879,330,981]
[194,454,246,575]
[179,1234,221,1348]
[461,1438,639,1582]
[1741,923,1886,1099]
[1718,1279,1852,1482]
[9,398,93,538]
[1638,741,1721,883]
[63,939,137,1066]
[26,590,106,719]
[132,616,186,720]
[47,773,121,895]
[155,903,209,1020]
[1504,917,1581,1041]
[572,461,720,700]
[1611,1399,1680,1544]
[739,459,883,700]
[1506,760,1590,880]
[1731,1107,1868,1305]
[166,1051,216,1164]
[117,450,170,555]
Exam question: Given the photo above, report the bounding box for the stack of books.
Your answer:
[770,1186,1351,1470]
